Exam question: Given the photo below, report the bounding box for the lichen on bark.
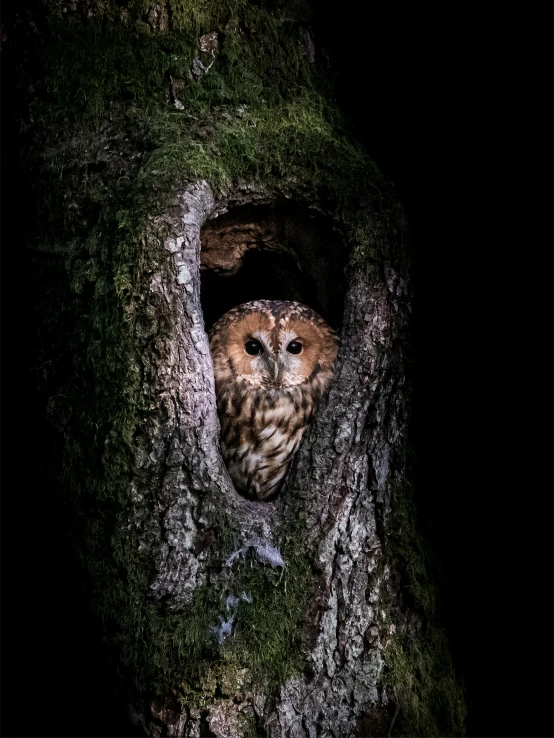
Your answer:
[8,0,466,735]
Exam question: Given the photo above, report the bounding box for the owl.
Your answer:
[209,300,338,500]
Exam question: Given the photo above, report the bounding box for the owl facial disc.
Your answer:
[209,300,338,500]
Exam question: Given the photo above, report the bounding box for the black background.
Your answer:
[2,2,552,737]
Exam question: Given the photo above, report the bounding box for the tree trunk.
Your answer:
[7,1,465,735]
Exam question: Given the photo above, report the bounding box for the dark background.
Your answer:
[2,2,551,737]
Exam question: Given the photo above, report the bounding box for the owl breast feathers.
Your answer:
[209,300,338,500]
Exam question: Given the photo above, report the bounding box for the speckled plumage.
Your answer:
[209,300,338,500]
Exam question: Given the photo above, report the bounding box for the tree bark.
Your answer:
[6,2,466,736]
[129,180,410,736]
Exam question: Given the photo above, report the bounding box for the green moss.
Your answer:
[383,628,467,737]
[380,468,467,736]
[384,476,440,618]
[82,512,315,704]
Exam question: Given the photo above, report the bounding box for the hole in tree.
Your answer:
[200,201,347,331]
[200,200,347,503]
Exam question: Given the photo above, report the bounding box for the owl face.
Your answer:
[220,308,334,390]
[209,301,338,500]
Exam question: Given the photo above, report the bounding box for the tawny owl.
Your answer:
[209,300,338,500]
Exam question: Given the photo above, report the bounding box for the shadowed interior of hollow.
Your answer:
[200,201,348,332]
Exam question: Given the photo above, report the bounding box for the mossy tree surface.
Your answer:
[8,1,465,735]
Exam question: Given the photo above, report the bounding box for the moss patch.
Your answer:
[81,510,315,704]
[381,467,467,736]
[173,527,314,705]
[384,629,467,737]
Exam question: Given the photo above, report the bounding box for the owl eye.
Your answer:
[287,341,303,354]
[245,340,263,356]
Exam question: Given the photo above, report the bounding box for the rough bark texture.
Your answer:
[126,180,409,736]
[6,1,466,736]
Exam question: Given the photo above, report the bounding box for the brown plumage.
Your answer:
[209,300,338,500]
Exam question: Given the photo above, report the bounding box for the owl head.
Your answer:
[209,300,338,391]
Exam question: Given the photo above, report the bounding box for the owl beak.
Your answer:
[267,357,283,383]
